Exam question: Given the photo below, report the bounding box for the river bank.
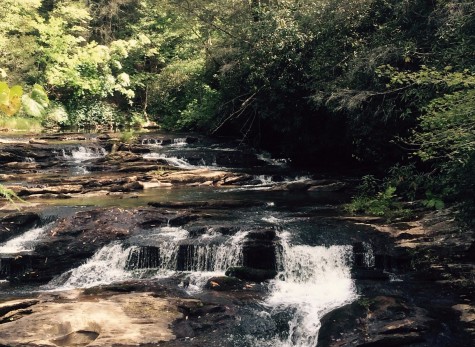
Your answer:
[0,132,473,346]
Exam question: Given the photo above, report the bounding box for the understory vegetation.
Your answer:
[0,0,474,220]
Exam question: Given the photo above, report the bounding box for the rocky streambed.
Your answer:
[0,132,473,347]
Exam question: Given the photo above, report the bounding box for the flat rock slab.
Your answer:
[0,292,182,346]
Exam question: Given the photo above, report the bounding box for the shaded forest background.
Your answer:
[1,0,474,220]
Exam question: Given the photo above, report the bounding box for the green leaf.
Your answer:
[22,94,46,118]
[0,82,10,105]
[30,84,49,108]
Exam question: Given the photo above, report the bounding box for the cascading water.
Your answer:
[49,227,248,290]
[0,224,50,254]
[172,138,188,146]
[253,231,357,347]
[51,243,136,289]
[143,153,196,169]
[62,146,107,161]
[61,146,107,174]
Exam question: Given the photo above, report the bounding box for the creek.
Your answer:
[0,132,386,347]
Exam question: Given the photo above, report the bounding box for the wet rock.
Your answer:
[247,228,276,241]
[0,212,41,242]
[307,181,347,192]
[0,151,18,163]
[138,209,198,229]
[109,181,143,192]
[117,163,160,173]
[125,246,160,270]
[351,268,390,281]
[318,296,432,347]
[148,200,265,209]
[158,169,233,185]
[213,226,240,235]
[271,181,312,191]
[187,226,208,237]
[5,162,38,170]
[29,139,48,145]
[242,228,278,270]
[104,151,143,163]
[205,276,244,291]
[0,299,39,319]
[117,143,150,153]
[9,185,83,197]
[225,266,277,282]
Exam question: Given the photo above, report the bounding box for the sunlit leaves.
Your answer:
[22,84,50,118]
[0,82,23,116]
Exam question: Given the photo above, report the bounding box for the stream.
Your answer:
[0,132,373,347]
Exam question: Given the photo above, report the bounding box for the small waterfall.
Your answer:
[62,146,107,162]
[141,138,162,146]
[353,242,375,268]
[144,153,220,170]
[256,232,356,347]
[0,224,50,254]
[143,153,195,169]
[52,243,137,289]
[172,138,188,146]
[256,153,289,167]
[61,146,107,174]
[50,227,247,290]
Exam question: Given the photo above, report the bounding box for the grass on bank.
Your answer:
[0,116,42,132]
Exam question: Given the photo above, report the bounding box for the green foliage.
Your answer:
[68,101,120,129]
[22,84,50,118]
[119,130,137,144]
[0,81,23,116]
[42,102,68,128]
[0,184,24,206]
[0,116,42,132]
[346,182,409,220]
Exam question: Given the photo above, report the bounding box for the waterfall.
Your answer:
[172,138,188,146]
[61,146,107,174]
[50,228,247,290]
[141,138,162,146]
[143,153,196,169]
[62,146,107,162]
[51,243,137,289]
[0,224,50,254]
[260,232,356,347]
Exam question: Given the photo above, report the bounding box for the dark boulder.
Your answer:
[0,212,41,243]
[242,228,278,270]
[225,266,277,282]
[205,276,244,291]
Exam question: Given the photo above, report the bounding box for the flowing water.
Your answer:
[0,132,363,346]
[0,224,51,254]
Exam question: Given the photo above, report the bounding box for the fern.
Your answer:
[0,184,24,205]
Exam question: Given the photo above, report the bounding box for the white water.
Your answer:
[260,232,356,347]
[62,146,107,162]
[144,152,220,170]
[51,243,136,289]
[46,221,356,347]
[172,138,188,146]
[61,146,107,174]
[141,138,162,146]
[50,227,247,290]
[143,152,196,169]
[0,225,50,254]
[257,153,289,167]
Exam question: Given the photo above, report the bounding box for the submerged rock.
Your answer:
[225,266,277,282]
[205,276,244,291]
